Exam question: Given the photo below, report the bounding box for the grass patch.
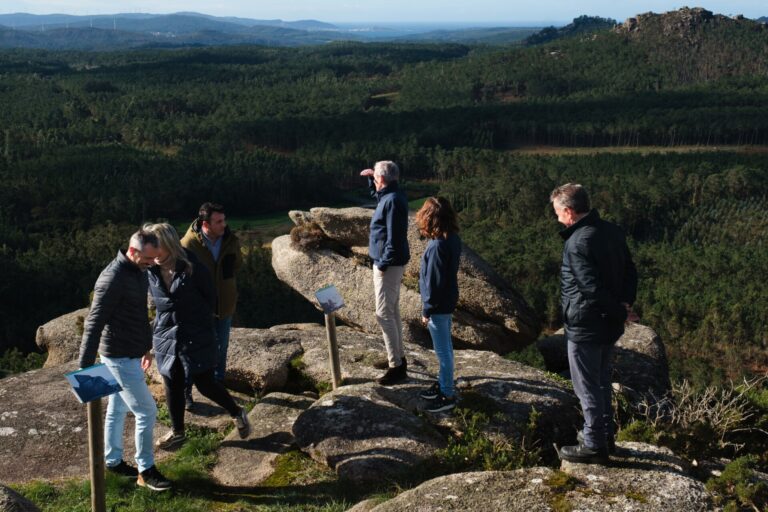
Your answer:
[285,356,331,396]
[546,471,580,512]
[435,407,541,473]
[14,428,223,512]
[261,451,337,488]
[625,491,648,503]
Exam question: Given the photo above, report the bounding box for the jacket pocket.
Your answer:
[222,254,236,279]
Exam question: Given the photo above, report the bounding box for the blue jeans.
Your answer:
[567,340,615,450]
[101,356,157,473]
[427,314,455,398]
[214,316,233,382]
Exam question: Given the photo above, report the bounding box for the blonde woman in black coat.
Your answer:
[146,223,250,449]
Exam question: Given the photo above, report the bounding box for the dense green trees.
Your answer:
[0,29,766,386]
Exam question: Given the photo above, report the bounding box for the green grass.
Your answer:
[11,429,358,512]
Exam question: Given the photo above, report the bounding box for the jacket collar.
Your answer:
[191,219,232,242]
[116,249,143,273]
[376,180,400,199]
[559,209,600,240]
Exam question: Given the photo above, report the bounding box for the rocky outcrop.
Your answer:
[213,392,315,486]
[536,323,671,401]
[0,485,40,512]
[292,383,446,483]
[309,207,372,247]
[0,362,166,484]
[353,442,712,511]
[272,207,540,353]
[294,322,579,449]
[222,328,304,394]
[34,308,88,368]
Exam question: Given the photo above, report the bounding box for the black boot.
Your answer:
[559,443,609,464]
[377,357,408,385]
[577,430,616,455]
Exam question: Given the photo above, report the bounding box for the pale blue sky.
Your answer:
[1,1,765,24]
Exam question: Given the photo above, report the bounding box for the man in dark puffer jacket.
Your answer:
[78,229,171,491]
[551,183,638,464]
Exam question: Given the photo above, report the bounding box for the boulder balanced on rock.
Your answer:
[274,207,540,354]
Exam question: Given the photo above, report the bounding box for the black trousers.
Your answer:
[162,357,240,433]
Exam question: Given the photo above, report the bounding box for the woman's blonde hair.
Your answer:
[415,197,459,240]
[143,222,192,273]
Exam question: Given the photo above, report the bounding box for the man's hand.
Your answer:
[360,168,374,177]
[421,316,429,326]
[140,352,153,372]
[623,303,640,324]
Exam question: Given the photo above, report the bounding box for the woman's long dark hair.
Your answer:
[415,196,459,239]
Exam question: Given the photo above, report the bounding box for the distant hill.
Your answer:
[757,16,767,23]
[0,12,355,50]
[0,12,548,49]
[612,7,768,83]
[395,26,539,44]
[0,24,346,51]
[524,15,616,45]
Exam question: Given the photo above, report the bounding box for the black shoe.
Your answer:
[426,393,457,413]
[184,388,194,411]
[137,465,172,491]
[377,360,408,385]
[559,443,609,464]
[156,430,186,451]
[106,460,138,477]
[420,382,441,400]
[577,430,616,455]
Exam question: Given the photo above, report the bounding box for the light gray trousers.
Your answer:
[373,265,405,367]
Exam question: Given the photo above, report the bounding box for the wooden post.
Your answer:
[324,313,342,389]
[87,399,106,512]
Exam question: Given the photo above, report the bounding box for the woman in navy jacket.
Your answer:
[416,197,462,413]
[146,223,250,449]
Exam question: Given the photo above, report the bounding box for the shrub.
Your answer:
[0,348,46,379]
[435,407,541,472]
[628,377,768,463]
[290,222,326,251]
[706,456,768,511]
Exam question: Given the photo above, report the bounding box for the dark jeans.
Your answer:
[567,339,615,450]
[163,358,240,433]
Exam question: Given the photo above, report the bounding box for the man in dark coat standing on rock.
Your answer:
[181,202,242,408]
[551,183,638,464]
[361,161,411,385]
[78,229,172,491]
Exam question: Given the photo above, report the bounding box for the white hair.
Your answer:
[373,160,400,183]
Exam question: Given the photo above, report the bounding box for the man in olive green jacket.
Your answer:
[181,202,242,406]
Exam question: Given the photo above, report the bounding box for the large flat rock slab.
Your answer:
[213,392,315,486]
[0,363,166,484]
[360,449,713,512]
[292,383,446,483]
[298,328,579,448]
